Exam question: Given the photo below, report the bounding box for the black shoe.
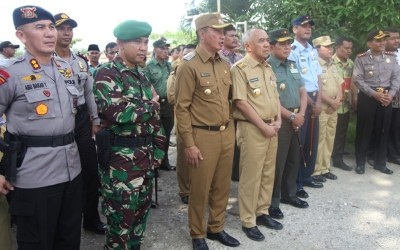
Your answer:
[151,200,159,208]
[387,158,400,165]
[242,226,265,241]
[192,238,209,250]
[256,214,283,230]
[281,198,309,208]
[373,166,393,175]
[181,196,189,204]
[296,188,309,198]
[83,221,106,235]
[207,231,240,247]
[355,165,365,174]
[333,161,352,171]
[268,207,284,219]
[322,172,337,180]
[312,175,326,182]
[303,180,323,188]
[160,164,176,171]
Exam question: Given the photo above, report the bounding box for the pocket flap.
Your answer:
[24,89,53,103]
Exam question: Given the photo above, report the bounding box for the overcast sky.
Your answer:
[0,0,197,51]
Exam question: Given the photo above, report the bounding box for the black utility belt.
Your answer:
[287,107,300,113]
[112,134,152,148]
[192,122,229,131]
[373,87,390,93]
[12,132,75,147]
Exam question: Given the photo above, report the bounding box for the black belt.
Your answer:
[373,87,390,93]
[77,103,87,112]
[307,91,318,97]
[113,135,152,148]
[287,107,300,112]
[14,132,75,147]
[236,119,274,124]
[192,122,229,131]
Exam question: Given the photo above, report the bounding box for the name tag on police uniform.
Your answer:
[290,68,299,74]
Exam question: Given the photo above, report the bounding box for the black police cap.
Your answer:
[13,5,55,29]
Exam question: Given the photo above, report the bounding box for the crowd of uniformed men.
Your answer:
[0,4,399,250]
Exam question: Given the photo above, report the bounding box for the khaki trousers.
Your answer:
[188,124,234,238]
[237,121,277,228]
[176,130,189,198]
[314,110,338,175]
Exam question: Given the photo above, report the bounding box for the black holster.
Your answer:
[95,129,112,170]
[0,132,23,182]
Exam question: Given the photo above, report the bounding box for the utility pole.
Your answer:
[217,0,221,12]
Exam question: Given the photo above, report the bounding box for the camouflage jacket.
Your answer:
[93,56,165,170]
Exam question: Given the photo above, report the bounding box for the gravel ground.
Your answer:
[11,134,400,249]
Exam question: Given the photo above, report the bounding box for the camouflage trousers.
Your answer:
[100,162,154,250]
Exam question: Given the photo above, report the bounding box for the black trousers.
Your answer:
[75,108,101,226]
[160,101,174,167]
[331,112,351,163]
[272,119,300,207]
[388,107,400,160]
[9,174,82,250]
[231,120,240,181]
[297,93,319,189]
[356,92,392,167]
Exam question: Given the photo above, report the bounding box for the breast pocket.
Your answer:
[198,77,217,100]
[247,78,262,97]
[24,89,56,120]
[364,64,375,79]
[66,85,80,114]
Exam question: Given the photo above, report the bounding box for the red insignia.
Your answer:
[30,59,41,70]
[43,90,51,97]
[0,70,10,86]
[20,7,38,19]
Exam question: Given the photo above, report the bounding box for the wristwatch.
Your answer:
[289,112,296,121]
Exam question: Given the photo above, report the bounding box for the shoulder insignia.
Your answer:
[183,51,196,61]
[384,51,396,56]
[291,45,297,50]
[30,59,41,70]
[237,61,247,69]
[75,52,89,71]
[0,69,10,85]
[357,52,367,57]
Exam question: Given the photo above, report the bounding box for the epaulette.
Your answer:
[357,52,367,57]
[76,52,89,68]
[384,51,396,56]
[183,51,196,61]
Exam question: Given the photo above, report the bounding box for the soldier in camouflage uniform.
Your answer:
[93,20,166,250]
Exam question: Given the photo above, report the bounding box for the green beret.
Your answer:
[113,20,152,41]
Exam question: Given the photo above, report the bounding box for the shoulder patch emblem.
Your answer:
[237,62,247,69]
[22,74,42,81]
[183,51,196,61]
[0,69,10,85]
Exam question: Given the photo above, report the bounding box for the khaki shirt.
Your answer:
[319,57,343,111]
[231,54,280,120]
[352,50,400,97]
[175,46,231,147]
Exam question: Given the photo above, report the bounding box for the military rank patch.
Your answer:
[0,69,10,85]
[35,103,48,115]
[22,74,42,81]
[183,51,196,61]
[30,59,41,69]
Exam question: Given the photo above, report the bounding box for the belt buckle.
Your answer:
[376,87,384,93]
[219,125,226,131]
